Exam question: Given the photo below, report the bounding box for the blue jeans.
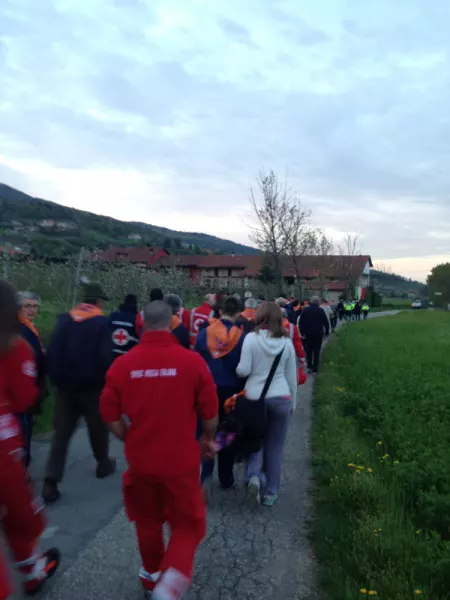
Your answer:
[245,396,292,496]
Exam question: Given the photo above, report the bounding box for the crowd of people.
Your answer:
[0,280,368,600]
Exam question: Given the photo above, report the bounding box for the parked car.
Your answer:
[412,299,423,310]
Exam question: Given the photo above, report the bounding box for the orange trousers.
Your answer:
[123,469,206,591]
[0,451,46,600]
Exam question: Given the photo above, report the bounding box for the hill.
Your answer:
[370,269,426,298]
[0,182,257,258]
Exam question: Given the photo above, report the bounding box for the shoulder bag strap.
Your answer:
[259,345,285,403]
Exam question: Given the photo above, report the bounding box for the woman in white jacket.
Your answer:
[236,302,297,506]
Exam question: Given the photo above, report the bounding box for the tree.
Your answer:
[427,263,450,305]
[258,253,277,284]
[337,233,362,298]
[248,170,297,294]
[282,203,318,295]
[310,231,334,297]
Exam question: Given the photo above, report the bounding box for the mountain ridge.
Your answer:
[0,182,258,256]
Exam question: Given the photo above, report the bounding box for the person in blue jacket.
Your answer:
[42,282,116,503]
[17,291,47,467]
[109,294,139,359]
[195,296,245,492]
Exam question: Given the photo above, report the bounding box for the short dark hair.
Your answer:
[123,294,138,312]
[291,300,299,308]
[150,288,164,302]
[222,297,240,317]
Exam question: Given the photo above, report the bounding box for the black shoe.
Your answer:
[96,457,117,479]
[42,478,61,504]
[24,547,61,596]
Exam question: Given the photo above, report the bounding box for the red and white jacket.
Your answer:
[189,302,215,349]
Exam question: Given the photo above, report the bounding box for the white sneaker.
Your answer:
[247,476,261,506]
[152,568,189,600]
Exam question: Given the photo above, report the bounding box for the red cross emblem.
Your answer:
[113,328,129,346]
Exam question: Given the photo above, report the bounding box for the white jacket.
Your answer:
[236,330,298,410]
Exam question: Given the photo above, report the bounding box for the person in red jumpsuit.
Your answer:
[100,300,218,600]
[0,280,60,599]
[188,293,216,348]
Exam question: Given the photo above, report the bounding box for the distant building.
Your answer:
[55,220,78,231]
[128,233,143,241]
[89,248,372,299]
[39,219,56,229]
[89,246,169,268]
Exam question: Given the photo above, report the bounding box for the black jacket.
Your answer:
[47,311,113,391]
[172,323,190,349]
[109,306,139,357]
[299,304,330,337]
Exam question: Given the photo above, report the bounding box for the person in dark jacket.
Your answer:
[235,297,258,333]
[109,294,139,359]
[284,300,299,325]
[299,296,330,374]
[42,282,116,503]
[195,296,245,492]
[353,300,362,322]
[16,291,46,466]
[164,293,190,349]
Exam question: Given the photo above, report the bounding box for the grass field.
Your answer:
[312,311,450,600]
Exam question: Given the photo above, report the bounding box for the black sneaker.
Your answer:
[42,478,61,504]
[24,547,61,596]
[96,457,117,479]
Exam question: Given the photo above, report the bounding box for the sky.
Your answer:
[1,0,449,282]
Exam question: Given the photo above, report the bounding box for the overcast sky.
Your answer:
[1,0,449,281]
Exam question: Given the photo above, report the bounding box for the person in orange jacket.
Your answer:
[235,297,258,333]
[100,301,218,600]
[0,280,60,600]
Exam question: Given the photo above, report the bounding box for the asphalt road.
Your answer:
[6,310,400,600]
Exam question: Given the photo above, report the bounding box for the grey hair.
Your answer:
[143,300,172,331]
[16,291,41,308]
[245,298,258,309]
[310,296,321,305]
[164,293,182,315]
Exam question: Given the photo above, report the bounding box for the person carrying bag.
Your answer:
[236,302,297,507]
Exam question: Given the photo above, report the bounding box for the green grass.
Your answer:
[312,312,450,600]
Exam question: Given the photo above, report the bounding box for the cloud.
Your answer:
[1,0,450,279]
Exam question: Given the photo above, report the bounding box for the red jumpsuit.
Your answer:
[100,330,218,596]
[188,302,215,348]
[0,338,44,600]
[283,318,306,360]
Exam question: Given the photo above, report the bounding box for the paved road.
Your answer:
[5,374,318,600]
[6,311,400,600]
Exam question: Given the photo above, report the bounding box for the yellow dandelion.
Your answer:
[378,528,382,532]
[414,591,422,596]
[366,468,373,473]
[377,441,383,446]
[356,465,365,470]
[360,590,368,595]
[368,591,377,596]
[348,463,356,468]
[416,529,422,535]
[393,460,399,465]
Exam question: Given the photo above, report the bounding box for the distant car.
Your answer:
[412,300,422,310]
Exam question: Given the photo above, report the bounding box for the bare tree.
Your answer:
[282,203,318,296]
[337,233,362,298]
[248,170,295,294]
[309,231,334,297]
